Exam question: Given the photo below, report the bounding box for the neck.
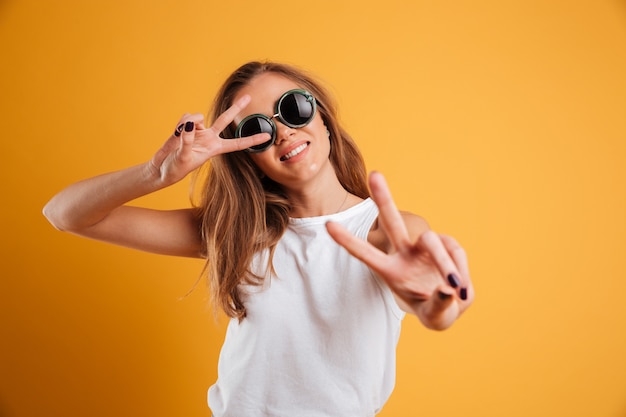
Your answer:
[285,176,353,218]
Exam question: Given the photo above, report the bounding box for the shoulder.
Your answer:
[400,211,430,242]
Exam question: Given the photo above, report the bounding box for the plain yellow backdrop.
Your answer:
[1,0,625,416]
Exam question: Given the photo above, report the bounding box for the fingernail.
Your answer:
[438,291,453,301]
[174,123,184,137]
[184,121,194,132]
[447,273,460,288]
[460,287,468,300]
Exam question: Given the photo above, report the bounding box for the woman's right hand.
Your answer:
[150,94,270,185]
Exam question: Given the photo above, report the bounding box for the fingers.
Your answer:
[173,123,184,137]
[417,231,469,301]
[368,172,411,250]
[171,95,271,157]
[209,95,272,153]
[219,132,272,154]
[177,114,205,163]
[171,95,251,142]
[210,94,251,133]
[440,234,473,304]
[326,221,388,275]
[152,113,204,169]
[171,113,205,137]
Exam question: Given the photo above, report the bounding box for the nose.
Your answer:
[273,118,295,145]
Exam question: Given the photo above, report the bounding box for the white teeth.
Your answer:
[281,143,308,161]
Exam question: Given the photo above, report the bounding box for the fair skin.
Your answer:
[233,73,351,218]
[43,72,473,330]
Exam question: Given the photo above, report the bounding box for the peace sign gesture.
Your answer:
[326,172,474,330]
[150,95,270,186]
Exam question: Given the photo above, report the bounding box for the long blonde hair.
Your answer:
[194,61,369,320]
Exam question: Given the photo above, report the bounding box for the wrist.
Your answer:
[142,160,171,190]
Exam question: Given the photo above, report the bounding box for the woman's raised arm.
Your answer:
[43,96,270,258]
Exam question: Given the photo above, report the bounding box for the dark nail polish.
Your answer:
[438,291,452,301]
[447,273,460,288]
[174,123,184,137]
[184,121,194,132]
[460,287,468,301]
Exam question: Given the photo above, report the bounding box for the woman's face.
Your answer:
[232,72,334,191]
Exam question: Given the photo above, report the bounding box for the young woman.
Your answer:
[44,61,474,416]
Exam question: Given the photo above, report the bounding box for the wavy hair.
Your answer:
[194,61,369,320]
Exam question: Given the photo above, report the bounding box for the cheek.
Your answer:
[249,153,272,174]
[312,114,327,133]
[314,119,331,154]
[308,117,329,144]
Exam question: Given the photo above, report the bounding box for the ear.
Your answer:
[321,118,330,138]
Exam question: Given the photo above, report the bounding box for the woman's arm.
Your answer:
[43,161,205,257]
[43,96,270,258]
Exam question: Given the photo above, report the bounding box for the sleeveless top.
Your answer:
[208,198,405,417]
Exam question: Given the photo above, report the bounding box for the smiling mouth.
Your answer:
[280,142,309,161]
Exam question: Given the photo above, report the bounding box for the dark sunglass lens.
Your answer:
[279,92,314,126]
[240,117,273,137]
[240,117,274,151]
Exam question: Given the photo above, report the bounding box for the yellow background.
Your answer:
[1,0,625,416]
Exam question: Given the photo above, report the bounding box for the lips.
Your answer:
[280,142,309,161]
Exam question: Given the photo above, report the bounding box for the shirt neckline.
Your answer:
[288,198,374,227]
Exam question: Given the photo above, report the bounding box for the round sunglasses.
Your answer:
[234,89,317,153]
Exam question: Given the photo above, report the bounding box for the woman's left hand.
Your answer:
[326,172,474,330]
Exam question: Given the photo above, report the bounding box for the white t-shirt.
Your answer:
[208,198,405,417]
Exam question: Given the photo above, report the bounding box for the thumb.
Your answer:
[152,133,182,169]
[419,285,459,331]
